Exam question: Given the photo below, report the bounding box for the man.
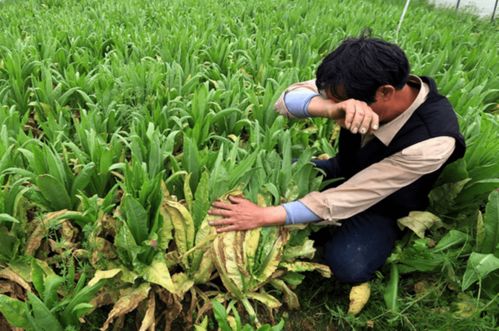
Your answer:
[208,37,466,312]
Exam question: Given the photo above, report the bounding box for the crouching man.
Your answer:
[208,36,466,313]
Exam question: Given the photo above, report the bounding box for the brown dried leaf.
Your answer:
[101,213,118,238]
[91,238,117,266]
[61,221,78,242]
[101,283,150,331]
[138,292,156,331]
[90,289,117,309]
[155,288,182,331]
[26,210,68,255]
[0,268,31,292]
[0,281,25,300]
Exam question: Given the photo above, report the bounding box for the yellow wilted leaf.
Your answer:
[453,293,478,319]
[193,250,215,284]
[190,214,217,272]
[193,316,209,331]
[317,153,330,160]
[101,283,150,331]
[246,292,281,309]
[397,211,442,238]
[171,272,195,297]
[228,316,237,330]
[211,235,244,299]
[158,188,178,250]
[143,256,176,294]
[183,173,193,212]
[280,261,331,278]
[227,134,239,142]
[220,231,245,292]
[88,269,122,287]
[475,210,484,248]
[282,239,316,261]
[270,279,300,309]
[164,200,195,263]
[256,194,267,207]
[348,282,370,315]
[255,228,289,283]
[243,228,260,272]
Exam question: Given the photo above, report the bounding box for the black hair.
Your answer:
[315,37,410,104]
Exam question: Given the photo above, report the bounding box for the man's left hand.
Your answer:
[208,196,286,233]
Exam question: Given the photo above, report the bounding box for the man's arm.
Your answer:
[276,81,379,134]
[299,136,456,223]
[208,136,455,231]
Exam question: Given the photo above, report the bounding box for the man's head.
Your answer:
[315,37,410,113]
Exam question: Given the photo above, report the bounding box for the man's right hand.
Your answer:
[308,97,379,134]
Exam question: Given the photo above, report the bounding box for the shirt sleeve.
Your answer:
[283,89,319,118]
[299,136,456,224]
[283,201,321,225]
[274,79,318,118]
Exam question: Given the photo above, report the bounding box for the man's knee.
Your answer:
[324,243,376,284]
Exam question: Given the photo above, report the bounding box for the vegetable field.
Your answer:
[0,0,497,330]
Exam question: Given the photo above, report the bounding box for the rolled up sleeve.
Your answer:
[274,79,318,118]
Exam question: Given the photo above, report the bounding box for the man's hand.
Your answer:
[333,99,379,134]
[208,196,286,233]
[308,97,379,134]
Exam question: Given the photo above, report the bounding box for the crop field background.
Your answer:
[0,0,497,330]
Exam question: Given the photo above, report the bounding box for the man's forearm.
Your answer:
[284,89,341,120]
[307,95,342,119]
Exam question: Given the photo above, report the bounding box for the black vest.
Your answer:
[331,76,466,219]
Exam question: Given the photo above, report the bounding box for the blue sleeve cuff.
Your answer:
[283,201,321,225]
[283,89,319,118]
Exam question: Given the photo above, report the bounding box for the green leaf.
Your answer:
[0,294,29,328]
[281,272,305,287]
[43,274,65,309]
[211,300,232,331]
[192,171,210,231]
[61,277,106,326]
[183,136,200,191]
[0,213,20,223]
[70,162,95,197]
[477,190,499,255]
[71,302,94,319]
[383,263,399,312]
[31,259,46,299]
[27,292,64,331]
[434,230,469,252]
[122,195,149,244]
[462,253,499,291]
[115,222,139,266]
[36,174,72,210]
